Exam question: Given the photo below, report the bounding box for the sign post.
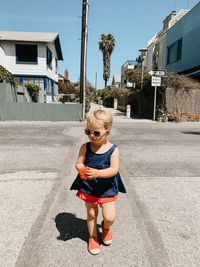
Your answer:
[153,86,157,121]
[151,76,161,121]
[149,70,166,76]
[149,70,166,121]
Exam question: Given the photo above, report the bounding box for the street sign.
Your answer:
[149,70,166,76]
[151,76,161,87]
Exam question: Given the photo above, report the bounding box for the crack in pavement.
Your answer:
[15,137,78,267]
[121,166,171,267]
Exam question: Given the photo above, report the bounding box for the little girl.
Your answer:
[70,109,126,255]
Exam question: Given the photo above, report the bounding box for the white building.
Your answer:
[121,60,137,88]
[112,74,121,88]
[0,31,63,102]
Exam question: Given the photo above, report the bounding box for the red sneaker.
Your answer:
[88,237,100,255]
[101,221,112,245]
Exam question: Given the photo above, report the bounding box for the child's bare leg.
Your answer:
[85,202,99,237]
[101,201,115,229]
[85,202,100,254]
[101,201,115,245]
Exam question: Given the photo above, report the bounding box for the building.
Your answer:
[111,74,121,88]
[166,2,200,79]
[146,9,189,72]
[121,60,137,88]
[0,31,63,102]
[146,2,200,79]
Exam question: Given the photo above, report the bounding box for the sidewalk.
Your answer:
[88,103,153,123]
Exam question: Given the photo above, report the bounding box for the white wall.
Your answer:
[0,46,6,66]
[46,42,58,81]
[147,32,167,71]
[0,41,58,82]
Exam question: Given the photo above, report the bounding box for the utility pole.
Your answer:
[139,58,145,117]
[95,72,97,90]
[80,0,89,120]
[138,48,147,117]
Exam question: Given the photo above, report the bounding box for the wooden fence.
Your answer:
[166,87,200,114]
[0,83,82,121]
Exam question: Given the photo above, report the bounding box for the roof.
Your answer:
[0,31,63,60]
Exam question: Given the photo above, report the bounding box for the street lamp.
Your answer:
[138,48,148,117]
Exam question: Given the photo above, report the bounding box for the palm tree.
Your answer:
[98,34,115,87]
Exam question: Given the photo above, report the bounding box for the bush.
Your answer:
[162,72,200,90]
[24,83,40,102]
[100,86,131,99]
[0,65,16,86]
[126,68,151,91]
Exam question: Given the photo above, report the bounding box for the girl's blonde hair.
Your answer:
[86,109,113,130]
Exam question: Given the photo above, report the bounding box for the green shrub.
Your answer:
[0,65,16,86]
[100,86,131,99]
[24,83,40,102]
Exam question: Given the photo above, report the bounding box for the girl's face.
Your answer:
[85,121,109,145]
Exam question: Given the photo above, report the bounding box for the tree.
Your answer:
[100,86,131,99]
[99,34,115,87]
[58,80,77,94]
[0,65,16,86]
[24,83,40,102]
[126,68,151,91]
[85,80,97,113]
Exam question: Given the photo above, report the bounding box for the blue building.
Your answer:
[166,2,200,79]
[146,2,200,81]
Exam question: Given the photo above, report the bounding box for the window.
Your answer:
[167,38,182,64]
[46,47,52,69]
[23,77,44,90]
[16,44,37,64]
[177,39,182,60]
[55,58,58,73]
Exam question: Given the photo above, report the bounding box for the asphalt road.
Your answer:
[0,115,200,267]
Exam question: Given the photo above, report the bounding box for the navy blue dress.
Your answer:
[70,142,126,197]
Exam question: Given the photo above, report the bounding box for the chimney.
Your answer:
[163,11,177,31]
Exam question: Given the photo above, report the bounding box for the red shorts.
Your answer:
[76,190,118,205]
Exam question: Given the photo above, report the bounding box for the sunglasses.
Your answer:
[84,129,108,137]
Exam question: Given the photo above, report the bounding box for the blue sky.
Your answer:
[1,0,199,88]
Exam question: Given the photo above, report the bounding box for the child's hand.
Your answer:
[85,167,99,179]
[79,167,90,180]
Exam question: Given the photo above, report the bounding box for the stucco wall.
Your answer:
[0,46,6,66]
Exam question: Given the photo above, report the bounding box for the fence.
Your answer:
[116,86,200,120]
[0,83,82,121]
[165,87,200,121]
[166,87,200,114]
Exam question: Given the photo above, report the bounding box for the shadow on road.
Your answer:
[55,212,88,242]
[55,212,102,243]
[181,131,200,135]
